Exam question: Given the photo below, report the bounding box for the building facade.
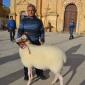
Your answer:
[10,0,85,33]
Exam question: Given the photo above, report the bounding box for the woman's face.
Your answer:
[27,7,35,17]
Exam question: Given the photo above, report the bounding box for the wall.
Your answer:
[10,0,85,33]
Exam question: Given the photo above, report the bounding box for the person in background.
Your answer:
[69,19,75,40]
[17,4,46,80]
[7,16,16,41]
[48,22,53,32]
[0,19,2,30]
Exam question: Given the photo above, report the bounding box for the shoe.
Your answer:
[69,37,72,40]
[37,75,47,80]
[69,38,71,40]
[24,76,28,80]
[72,35,74,39]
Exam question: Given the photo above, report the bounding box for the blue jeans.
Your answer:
[69,27,74,37]
[9,29,15,41]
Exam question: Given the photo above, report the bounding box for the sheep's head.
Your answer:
[16,35,28,49]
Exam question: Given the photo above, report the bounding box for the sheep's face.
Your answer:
[16,35,28,49]
[18,41,27,49]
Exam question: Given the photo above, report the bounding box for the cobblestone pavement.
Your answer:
[0,31,85,85]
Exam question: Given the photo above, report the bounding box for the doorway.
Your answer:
[63,4,77,32]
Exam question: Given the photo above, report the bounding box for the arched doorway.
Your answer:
[63,4,77,32]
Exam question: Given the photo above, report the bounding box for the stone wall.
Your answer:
[10,0,85,33]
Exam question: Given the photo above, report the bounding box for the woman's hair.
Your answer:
[27,4,37,12]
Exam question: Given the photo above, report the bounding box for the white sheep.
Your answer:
[16,35,66,85]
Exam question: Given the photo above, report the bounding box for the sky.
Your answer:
[3,0,10,7]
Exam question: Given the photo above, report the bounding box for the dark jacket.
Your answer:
[69,22,75,29]
[7,19,16,30]
[17,16,45,43]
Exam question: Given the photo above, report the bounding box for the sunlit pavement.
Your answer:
[0,31,85,85]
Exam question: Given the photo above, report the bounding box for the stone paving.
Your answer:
[0,31,85,85]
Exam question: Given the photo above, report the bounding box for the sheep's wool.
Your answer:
[19,44,66,74]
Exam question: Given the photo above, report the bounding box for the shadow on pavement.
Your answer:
[64,44,85,85]
[0,53,20,65]
[0,53,23,85]
[0,69,24,85]
[80,80,85,85]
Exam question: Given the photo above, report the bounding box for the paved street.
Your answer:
[0,31,85,85]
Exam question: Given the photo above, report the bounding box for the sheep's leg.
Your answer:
[30,68,33,80]
[57,73,63,85]
[52,74,58,85]
[27,68,33,85]
[52,73,63,85]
